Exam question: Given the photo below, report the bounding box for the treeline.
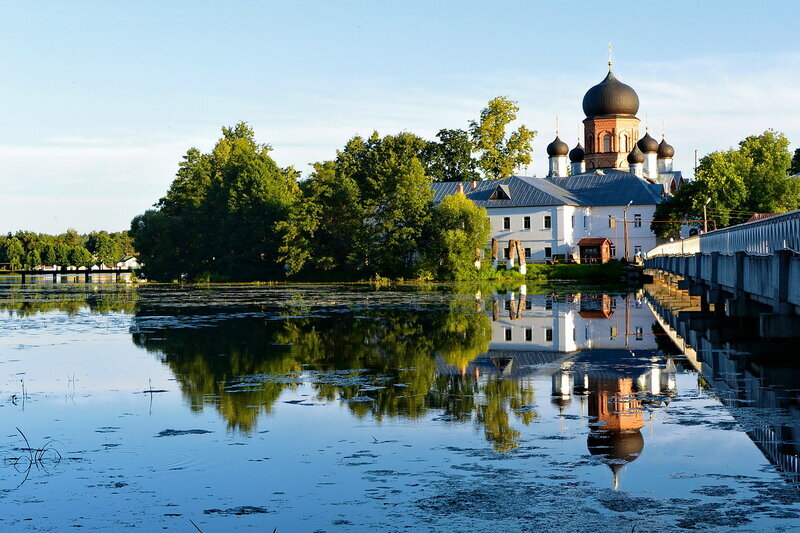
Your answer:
[653,130,800,237]
[132,97,533,282]
[0,229,134,270]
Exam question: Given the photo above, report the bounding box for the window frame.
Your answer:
[503,217,511,231]
[544,215,552,229]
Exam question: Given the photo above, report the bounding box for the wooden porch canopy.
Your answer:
[577,237,612,264]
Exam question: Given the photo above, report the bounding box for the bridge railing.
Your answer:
[648,208,800,257]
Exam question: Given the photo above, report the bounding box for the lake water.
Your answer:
[1,280,799,532]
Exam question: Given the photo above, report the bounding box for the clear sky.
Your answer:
[2,0,799,234]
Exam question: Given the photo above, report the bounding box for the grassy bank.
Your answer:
[474,261,626,282]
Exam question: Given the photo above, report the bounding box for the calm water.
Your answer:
[1,281,799,532]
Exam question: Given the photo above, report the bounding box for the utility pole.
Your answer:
[703,197,711,233]
[623,200,633,261]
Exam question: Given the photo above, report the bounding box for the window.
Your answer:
[603,134,612,153]
[573,328,576,341]
[608,215,615,228]
[544,215,552,229]
[525,300,532,310]
[610,326,617,341]
[545,297,552,310]
[524,248,531,258]
[504,327,512,341]
[525,328,533,342]
[634,214,641,228]
[545,328,553,342]
[571,215,574,228]
[523,216,531,230]
[503,217,510,231]
[585,326,589,340]
[634,245,642,256]
[544,247,552,258]
[609,245,616,257]
[620,133,629,152]
[635,327,643,341]
[583,216,588,229]
[503,247,510,259]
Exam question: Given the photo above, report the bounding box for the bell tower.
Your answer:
[581,60,641,170]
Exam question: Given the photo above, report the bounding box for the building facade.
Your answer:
[430,62,683,262]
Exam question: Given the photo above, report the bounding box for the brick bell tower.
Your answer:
[582,61,640,170]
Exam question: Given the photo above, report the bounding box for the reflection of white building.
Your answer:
[489,289,657,353]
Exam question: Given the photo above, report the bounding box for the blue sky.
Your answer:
[2,0,799,233]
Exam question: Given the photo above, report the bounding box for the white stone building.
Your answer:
[430,62,686,262]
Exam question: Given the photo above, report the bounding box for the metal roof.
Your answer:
[544,170,664,206]
[431,170,664,209]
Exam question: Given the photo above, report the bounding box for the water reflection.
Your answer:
[646,279,800,483]
[128,285,683,467]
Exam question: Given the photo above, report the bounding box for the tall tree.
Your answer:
[421,191,490,280]
[131,122,300,281]
[422,129,480,182]
[1,238,25,270]
[652,130,799,237]
[279,132,433,278]
[790,147,800,175]
[469,96,536,180]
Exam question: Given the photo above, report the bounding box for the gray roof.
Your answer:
[431,169,664,208]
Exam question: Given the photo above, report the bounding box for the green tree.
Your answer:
[131,122,300,281]
[2,238,25,270]
[469,96,536,180]
[55,243,71,266]
[87,231,121,265]
[279,132,433,278]
[41,244,56,265]
[68,246,93,267]
[421,192,490,280]
[422,128,480,182]
[790,147,800,175]
[652,130,799,237]
[25,249,41,269]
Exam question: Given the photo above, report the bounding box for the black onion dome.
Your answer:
[546,136,569,157]
[582,69,640,117]
[658,138,675,159]
[569,143,585,162]
[627,145,645,164]
[637,132,659,154]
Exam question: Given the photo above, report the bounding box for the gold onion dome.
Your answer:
[658,137,675,159]
[569,143,585,162]
[582,68,640,118]
[627,145,645,164]
[637,132,659,154]
[546,136,570,157]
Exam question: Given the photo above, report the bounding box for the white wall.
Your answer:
[489,293,659,353]
[485,204,657,262]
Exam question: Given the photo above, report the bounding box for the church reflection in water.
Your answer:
[460,288,678,487]
[128,283,797,488]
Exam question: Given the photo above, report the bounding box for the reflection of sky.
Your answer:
[1,284,799,531]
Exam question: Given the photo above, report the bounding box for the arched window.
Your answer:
[586,136,593,153]
[620,133,629,152]
[603,134,612,153]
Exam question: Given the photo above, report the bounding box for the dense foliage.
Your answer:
[469,96,536,180]
[131,123,300,281]
[0,230,133,270]
[652,130,800,238]
[420,192,491,280]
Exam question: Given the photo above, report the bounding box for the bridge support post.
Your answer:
[84,271,90,283]
[771,249,792,314]
[21,273,26,284]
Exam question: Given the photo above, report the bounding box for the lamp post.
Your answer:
[623,200,633,261]
[703,197,711,233]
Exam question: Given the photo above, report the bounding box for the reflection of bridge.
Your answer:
[646,281,800,483]
[645,209,800,337]
[1,268,133,283]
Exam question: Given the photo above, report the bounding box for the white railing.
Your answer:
[648,209,800,257]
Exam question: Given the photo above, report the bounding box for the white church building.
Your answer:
[431,61,684,263]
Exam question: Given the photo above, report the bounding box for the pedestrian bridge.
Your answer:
[644,209,800,335]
